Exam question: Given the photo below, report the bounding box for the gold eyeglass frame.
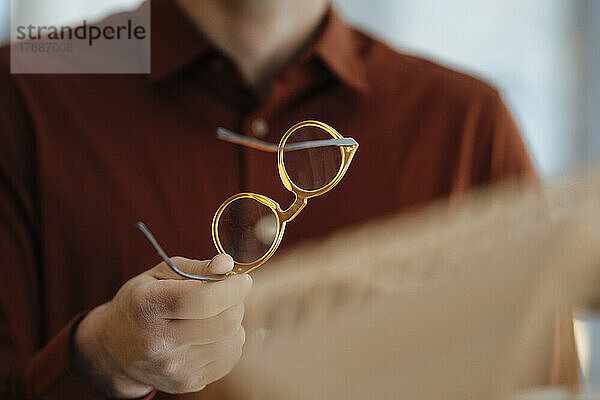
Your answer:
[136,120,358,281]
[212,120,359,275]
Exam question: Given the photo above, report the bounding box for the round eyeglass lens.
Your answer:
[217,197,279,264]
[282,125,343,191]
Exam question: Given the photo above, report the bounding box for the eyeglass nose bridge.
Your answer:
[276,195,308,223]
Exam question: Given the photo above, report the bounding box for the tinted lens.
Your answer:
[217,197,279,264]
[283,125,343,191]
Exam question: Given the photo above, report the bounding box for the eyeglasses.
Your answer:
[138,120,358,281]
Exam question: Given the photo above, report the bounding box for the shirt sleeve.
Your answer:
[478,89,537,184]
[0,51,155,400]
[486,91,536,182]
[452,88,537,195]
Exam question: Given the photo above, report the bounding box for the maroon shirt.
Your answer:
[0,1,533,398]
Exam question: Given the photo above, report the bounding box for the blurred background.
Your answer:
[1,0,599,388]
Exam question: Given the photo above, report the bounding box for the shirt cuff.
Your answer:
[20,312,156,400]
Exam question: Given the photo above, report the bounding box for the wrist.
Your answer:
[70,304,153,399]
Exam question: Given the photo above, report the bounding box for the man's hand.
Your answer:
[71,255,252,398]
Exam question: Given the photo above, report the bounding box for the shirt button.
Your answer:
[251,118,269,138]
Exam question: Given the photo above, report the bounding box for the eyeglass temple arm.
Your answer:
[136,222,227,281]
[216,127,358,152]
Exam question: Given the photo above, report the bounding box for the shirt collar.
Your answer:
[148,0,211,82]
[311,9,370,93]
[148,1,370,93]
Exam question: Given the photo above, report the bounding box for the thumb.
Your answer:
[148,255,232,280]
[202,253,235,275]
